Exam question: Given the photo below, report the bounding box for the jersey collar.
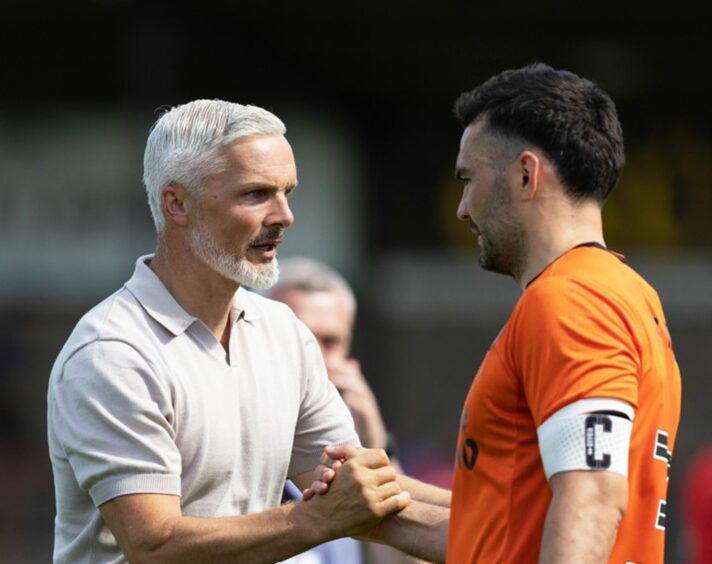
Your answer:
[526,242,626,288]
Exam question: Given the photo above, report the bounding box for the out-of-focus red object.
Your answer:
[683,445,712,564]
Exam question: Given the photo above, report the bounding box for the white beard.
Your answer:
[189,221,279,290]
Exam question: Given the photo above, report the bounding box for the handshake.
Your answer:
[295,444,410,541]
[289,444,450,563]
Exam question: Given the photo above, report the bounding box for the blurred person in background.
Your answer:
[268,258,393,456]
[268,257,421,564]
[313,62,681,564]
[46,99,448,563]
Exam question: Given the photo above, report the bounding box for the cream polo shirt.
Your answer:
[47,255,359,564]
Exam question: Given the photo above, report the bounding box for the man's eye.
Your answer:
[242,190,268,200]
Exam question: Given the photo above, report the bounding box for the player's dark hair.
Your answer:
[454,63,625,203]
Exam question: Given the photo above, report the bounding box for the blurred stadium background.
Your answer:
[1,3,710,562]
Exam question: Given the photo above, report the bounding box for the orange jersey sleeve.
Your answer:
[511,275,641,426]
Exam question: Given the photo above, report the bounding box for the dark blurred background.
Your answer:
[1,3,711,562]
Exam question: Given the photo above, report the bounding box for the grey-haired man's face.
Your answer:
[186,134,297,288]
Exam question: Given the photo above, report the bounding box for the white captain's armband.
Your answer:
[537,398,634,481]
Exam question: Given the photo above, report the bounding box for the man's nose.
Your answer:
[267,194,294,228]
[456,189,470,221]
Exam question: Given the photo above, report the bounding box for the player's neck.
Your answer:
[150,238,238,344]
[517,202,605,290]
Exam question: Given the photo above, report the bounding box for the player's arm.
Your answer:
[536,398,633,563]
[99,450,410,564]
[359,498,449,563]
[396,473,451,507]
[539,470,627,563]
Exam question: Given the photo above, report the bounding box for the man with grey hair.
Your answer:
[47,99,448,563]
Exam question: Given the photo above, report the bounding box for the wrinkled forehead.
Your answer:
[228,132,293,156]
[223,133,297,185]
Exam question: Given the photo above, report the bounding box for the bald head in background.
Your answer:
[269,258,356,362]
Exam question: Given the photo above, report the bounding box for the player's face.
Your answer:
[273,288,354,363]
[455,121,526,277]
[188,134,296,288]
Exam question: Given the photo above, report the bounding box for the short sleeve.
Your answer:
[48,340,182,506]
[512,278,640,426]
[288,322,360,477]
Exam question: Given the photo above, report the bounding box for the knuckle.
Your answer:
[360,482,371,499]
[383,483,397,497]
[348,463,362,481]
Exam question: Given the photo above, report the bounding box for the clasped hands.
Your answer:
[300,444,409,538]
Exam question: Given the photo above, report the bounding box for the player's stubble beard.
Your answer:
[476,174,526,280]
[188,219,280,290]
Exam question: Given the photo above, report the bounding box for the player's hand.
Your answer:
[302,444,364,500]
[327,357,388,450]
[297,448,409,539]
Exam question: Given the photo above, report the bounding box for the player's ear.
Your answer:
[161,184,191,227]
[516,150,541,202]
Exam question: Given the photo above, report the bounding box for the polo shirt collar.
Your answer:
[125,255,262,336]
[233,287,263,323]
[124,255,196,336]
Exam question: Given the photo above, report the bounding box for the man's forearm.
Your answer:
[361,500,449,564]
[166,504,330,563]
[397,474,451,507]
[102,451,410,564]
[102,495,331,564]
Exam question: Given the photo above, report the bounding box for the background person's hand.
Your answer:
[327,357,388,450]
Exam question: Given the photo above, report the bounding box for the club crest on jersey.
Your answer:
[457,406,479,470]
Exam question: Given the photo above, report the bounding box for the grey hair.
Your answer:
[269,257,356,313]
[143,99,286,232]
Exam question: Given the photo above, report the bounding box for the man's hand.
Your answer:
[302,444,362,500]
[295,448,410,540]
[299,445,449,563]
[327,357,388,450]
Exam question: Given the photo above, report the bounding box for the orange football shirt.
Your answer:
[448,245,681,563]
